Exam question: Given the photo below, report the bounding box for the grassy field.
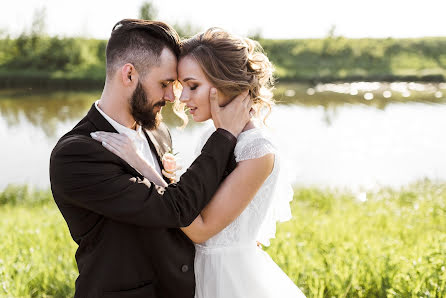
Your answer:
[266,181,446,297]
[1,181,445,297]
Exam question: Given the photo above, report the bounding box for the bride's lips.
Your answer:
[187,106,197,114]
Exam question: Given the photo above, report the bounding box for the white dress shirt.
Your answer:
[95,100,162,175]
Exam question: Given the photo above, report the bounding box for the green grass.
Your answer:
[1,181,446,297]
[0,203,77,297]
[266,181,446,297]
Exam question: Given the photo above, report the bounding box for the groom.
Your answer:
[49,19,250,298]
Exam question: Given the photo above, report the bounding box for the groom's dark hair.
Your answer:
[105,19,181,79]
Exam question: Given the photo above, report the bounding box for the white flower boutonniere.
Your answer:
[161,148,182,183]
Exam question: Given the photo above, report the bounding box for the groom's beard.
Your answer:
[130,81,164,130]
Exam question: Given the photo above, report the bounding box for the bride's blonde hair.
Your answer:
[174,27,275,126]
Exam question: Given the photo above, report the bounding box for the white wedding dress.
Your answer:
[193,127,305,298]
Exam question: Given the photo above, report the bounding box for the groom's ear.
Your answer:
[121,63,138,87]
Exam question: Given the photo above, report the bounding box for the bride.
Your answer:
[96,28,305,298]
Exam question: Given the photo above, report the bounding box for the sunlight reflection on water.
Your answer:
[1,83,445,190]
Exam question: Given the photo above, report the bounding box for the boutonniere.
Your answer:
[161,147,181,183]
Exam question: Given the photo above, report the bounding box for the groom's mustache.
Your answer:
[154,100,166,108]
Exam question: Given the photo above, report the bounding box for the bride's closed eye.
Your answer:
[190,85,198,91]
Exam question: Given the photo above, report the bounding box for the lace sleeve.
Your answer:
[234,135,276,162]
[256,158,294,246]
[234,129,294,246]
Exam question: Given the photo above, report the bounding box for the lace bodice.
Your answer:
[195,127,293,249]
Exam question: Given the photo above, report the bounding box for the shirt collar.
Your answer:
[94,100,142,139]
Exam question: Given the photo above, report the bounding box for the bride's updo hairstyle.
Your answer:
[175,27,275,126]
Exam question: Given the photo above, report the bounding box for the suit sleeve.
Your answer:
[50,129,236,228]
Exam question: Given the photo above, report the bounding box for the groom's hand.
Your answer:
[210,88,252,138]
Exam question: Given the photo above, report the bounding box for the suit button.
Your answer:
[181,264,189,273]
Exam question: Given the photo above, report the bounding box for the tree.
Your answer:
[139,1,158,20]
[248,27,263,41]
[173,22,201,38]
[31,7,47,37]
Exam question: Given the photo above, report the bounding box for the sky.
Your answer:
[1,0,445,39]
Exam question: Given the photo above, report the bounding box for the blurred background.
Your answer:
[1,0,446,190]
[1,0,445,297]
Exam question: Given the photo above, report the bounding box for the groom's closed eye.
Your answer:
[161,81,172,88]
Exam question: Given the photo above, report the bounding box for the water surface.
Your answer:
[1,82,445,190]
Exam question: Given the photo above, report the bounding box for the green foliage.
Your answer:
[139,1,158,20]
[0,33,105,81]
[0,185,52,207]
[1,181,445,296]
[138,0,199,38]
[259,37,446,82]
[30,7,47,37]
[0,33,445,87]
[173,22,202,39]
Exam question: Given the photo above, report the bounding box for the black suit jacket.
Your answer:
[49,104,237,298]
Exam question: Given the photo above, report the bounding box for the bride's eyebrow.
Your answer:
[183,77,196,82]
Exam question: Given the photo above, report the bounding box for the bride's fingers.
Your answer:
[209,88,220,115]
[103,132,129,143]
[242,92,252,109]
[101,140,124,160]
[91,132,110,144]
[93,132,128,145]
[99,138,125,159]
[91,134,125,153]
[91,132,123,145]
[92,131,120,138]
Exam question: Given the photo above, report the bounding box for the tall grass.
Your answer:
[266,180,446,297]
[0,202,77,296]
[1,181,445,296]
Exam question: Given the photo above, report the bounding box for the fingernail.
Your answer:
[90,132,97,138]
[211,88,216,95]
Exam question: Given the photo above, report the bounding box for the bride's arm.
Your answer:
[180,153,274,243]
[90,132,168,187]
[90,130,273,243]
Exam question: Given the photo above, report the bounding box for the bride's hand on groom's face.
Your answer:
[90,131,142,168]
[209,88,253,138]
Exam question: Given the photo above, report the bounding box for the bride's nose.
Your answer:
[179,91,189,103]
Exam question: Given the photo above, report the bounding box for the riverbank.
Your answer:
[0,36,445,88]
[260,37,446,83]
[1,181,445,296]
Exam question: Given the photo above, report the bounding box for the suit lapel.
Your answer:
[144,130,163,169]
[86,103,117,133]
[86,103,143,179]
[143,129,171,184]
[86,103,172,184]
[144,129,171,183]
